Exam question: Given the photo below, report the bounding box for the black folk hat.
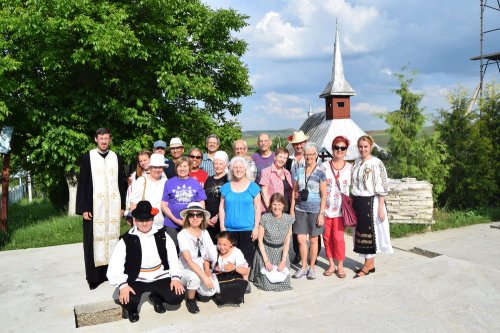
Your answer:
[131,201,158,221]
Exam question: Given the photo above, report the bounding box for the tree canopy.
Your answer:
[382,68,447,199]
[0,0,252,205]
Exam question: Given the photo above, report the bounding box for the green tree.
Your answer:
[0,0,252,210]
[434,86,497,208]
[382,68,447,199]
[477,82,500,204]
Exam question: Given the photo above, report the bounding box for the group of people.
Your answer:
[76,128,393,323]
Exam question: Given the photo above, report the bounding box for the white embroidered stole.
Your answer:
[90,149,121,267]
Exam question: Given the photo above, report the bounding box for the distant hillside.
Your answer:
[242,126,435,150]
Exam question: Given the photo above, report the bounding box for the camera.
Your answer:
[300,189,309,201]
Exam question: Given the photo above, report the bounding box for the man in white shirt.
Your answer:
[107,201,185,323]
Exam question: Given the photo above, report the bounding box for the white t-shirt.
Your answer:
[177,229,215,269]
[214,247,248,272]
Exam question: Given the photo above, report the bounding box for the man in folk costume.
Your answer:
[76,128,127,290]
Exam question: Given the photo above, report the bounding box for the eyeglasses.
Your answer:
[188,212,204,218]
[304,153,317,157]
[333,146,347,151]
[188,155,202,160]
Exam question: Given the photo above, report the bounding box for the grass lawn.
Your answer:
[0,198,130,251]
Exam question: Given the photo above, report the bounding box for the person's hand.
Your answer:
[202,275,214,289]
[119,285,136,305]
[83,212,92,221]
[127,176,132,186]
[251,226,259,241]
[170,280,185,295]
[378,206,385,223]
[120,209,125,218]
[207,216,217,227]
[316,213,324,227]
[265,261,273,271]
[220,225,226,232]
[277,261,286,272]
[174,218,183,226]
[224,262,236,272]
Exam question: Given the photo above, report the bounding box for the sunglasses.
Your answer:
[188,212,204,218]
[188,155,202,160]
[333,146,347,151]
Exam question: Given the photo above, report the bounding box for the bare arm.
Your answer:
[252,193,262,241]
[261,185,270,211]
[290,181,298,218]
[317,180,327,226]
[278,227,292,272]
[257,225,272,271]
[218,196,226,231]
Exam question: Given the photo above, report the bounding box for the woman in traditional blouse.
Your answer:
[320,136,352,278]
[259,147,293,213]
[219,156,261,292]
[290,142,327,280]
[351,135,393,278]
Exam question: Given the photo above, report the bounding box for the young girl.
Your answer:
[212,232,249,307]
[178,203,217,314]
[251,193,294,291]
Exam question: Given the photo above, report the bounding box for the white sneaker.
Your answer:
[292,267,308,279]
[307,268,317,280]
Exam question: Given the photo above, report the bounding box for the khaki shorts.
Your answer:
[293,209,324,236]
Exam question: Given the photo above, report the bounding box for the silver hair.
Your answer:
[303,142,318,154]
[227,156,253,180]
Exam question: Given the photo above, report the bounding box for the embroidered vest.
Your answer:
[121,227,171,284]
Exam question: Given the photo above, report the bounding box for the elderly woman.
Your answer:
[189,147,209,187]
[259,148,293,213]
[161,156,207,231]
[177,203,217,314]
[219,156,261,292]
[351,135,393,278]
[130,153,167,228]
[290,142,327,280]
[203,151,229,243]
[320,136,352,278]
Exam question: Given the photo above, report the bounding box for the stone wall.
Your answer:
[386,178,433,224]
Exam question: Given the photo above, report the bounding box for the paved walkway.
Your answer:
[1,222,499,332]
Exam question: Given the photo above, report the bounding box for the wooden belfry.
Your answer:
[319,22,356,120]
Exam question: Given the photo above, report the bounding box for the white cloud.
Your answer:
[380,67,393,76]
[243,0,397,60]
[351,102,388,115]
[255,92,316,120]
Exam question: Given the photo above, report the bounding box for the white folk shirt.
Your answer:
[177,229,216,270]
[320,161,352,218]
[107,225,182,288]
[351,156,389,197]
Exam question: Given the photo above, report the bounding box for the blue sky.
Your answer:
[204,0,499,131]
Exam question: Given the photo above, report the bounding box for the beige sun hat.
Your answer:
[288,130,309,144]
[168,137,184,149]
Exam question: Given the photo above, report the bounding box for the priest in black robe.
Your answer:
[76,128,127,290]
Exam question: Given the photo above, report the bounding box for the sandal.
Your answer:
[335,271,346,279]
[323,270,335,276]
[353,270,370,279]
[355,267,375,274]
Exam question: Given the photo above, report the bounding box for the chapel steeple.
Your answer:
[319,21,355,120]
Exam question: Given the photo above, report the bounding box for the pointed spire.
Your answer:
[307,104,313,117]
[319,21,356,97]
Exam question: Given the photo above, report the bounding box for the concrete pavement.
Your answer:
[0,222,499,332]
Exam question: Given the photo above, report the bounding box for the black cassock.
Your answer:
[76,150,127,288]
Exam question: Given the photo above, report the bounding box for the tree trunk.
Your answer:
[66,174,77,216]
